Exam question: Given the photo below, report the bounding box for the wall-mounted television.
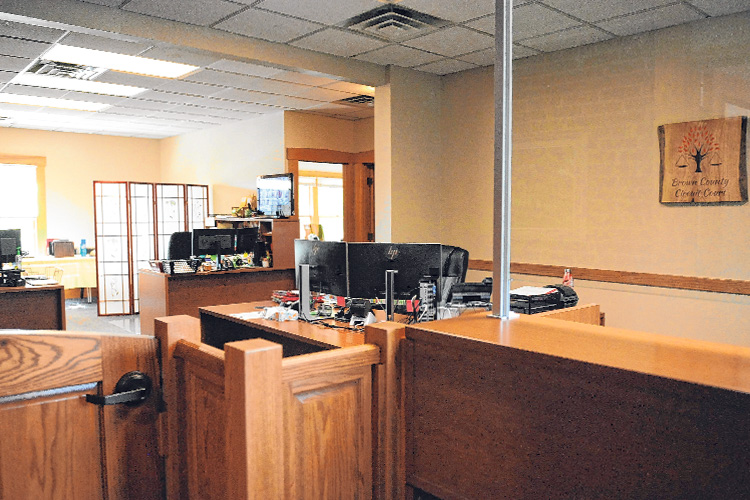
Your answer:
[257,173,294,218]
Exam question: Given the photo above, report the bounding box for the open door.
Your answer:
[0,332,164,499]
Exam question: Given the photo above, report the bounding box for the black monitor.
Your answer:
[236,227,260,254]
[347,243,443,301]
[193,228,235,269]
[257,173,294,218]
[0,229,21,265]
[294,239,348,297]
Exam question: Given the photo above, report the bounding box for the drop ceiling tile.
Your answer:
[261,94,323,109]
[522,26,613,52]
[0,20,66,43]
[597,4,706,37]
[35,107,98,118]
[294,87,355,102]
[458,48,495,66]
[116,97,172,111]
[215,8,321,43]
[686,0,750,16]
[415,58,477,75]
[60,91,126,105]
[465,14,495,36]
[238,78,313,97]
[208,59,280,78]
[203,97,277,113]
[184,69,259,89]
[100,106,154,117]
[3,84,68,98]
[139,46,222,67]
[402,26,493,58]
[136,90,208,106]
[123,0,244,27]
[255,0,378,25]
[0,70,14,83]
[540,0,675,23]
[0,55,30,72]
[0,102,42,114]
[320,81,375,95]
[209,87,273,104]
[190,106,251,119]
[512,44,541,59]
[156,78,223,96]
[76,0,124,7]
[59,32,153,55]
[291,28,388,58]
[355,44,443,67]
[399,0,495,22]
[306,102,359,113]
[0,36,51,59]
[96,71,166,89]
[513,3,581,40]
[266,70,339,87]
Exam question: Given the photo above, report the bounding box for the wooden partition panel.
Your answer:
[535,303,601,325]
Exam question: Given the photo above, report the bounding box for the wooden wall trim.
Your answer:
[286,147,374,164]
[467,259,750,296]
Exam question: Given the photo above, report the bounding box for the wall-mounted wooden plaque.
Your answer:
[658,116,747,204]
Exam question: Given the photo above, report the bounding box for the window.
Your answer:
[298,162,344,242]
[0,156,46,255]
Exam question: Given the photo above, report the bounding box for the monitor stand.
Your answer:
[385,269,398,321]
[298,263,313,321]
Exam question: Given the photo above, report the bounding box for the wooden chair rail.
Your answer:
[468,259,750,295]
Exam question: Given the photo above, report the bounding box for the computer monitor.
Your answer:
[193,228,235,269]
[257,173,294,218]
[347,243,443,301]
[294,239,348,297]
[236,227,260,254]
[0,229,21,265]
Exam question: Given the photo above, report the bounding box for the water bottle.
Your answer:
[80,239,87,257]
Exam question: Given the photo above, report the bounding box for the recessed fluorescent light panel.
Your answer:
[12,73,146,97]
[0,93,110,112]
[44,45,199,79]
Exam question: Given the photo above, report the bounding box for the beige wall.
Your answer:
[0,127,161,251]
[160,113,285,213]
[284,111,373,153]
[439,13,750,344]
[378,66,444,243]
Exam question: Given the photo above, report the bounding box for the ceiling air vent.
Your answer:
[28,60,106,80]
[338,95,374,107]
[341,5,449,42]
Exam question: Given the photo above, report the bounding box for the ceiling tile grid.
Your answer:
[0,0,748,138]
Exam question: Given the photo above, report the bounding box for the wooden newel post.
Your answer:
[224,339,284,499]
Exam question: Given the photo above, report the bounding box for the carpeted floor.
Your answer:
[66,299,141,334]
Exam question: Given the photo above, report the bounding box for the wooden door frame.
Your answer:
[286,148,374,242]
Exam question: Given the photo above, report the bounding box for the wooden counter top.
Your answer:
[140,266,292,280]
[408,312,750,394]
[200,301,365,350]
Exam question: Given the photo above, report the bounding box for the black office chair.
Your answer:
[167,231,193,260]
[439,245,469,306]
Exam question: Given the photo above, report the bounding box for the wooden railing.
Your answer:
[468,260,750,296]
[155,315,405,500]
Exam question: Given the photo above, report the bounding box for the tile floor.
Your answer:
[66,299,141,334]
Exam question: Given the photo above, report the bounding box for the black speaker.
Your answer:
[168,232,193,260]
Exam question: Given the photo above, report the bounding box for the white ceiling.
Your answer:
[0,0,748,138]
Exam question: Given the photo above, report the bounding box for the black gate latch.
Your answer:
[85,371,152,407]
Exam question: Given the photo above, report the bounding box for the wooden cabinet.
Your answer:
[0,285,65,330]
[213,217,299,270]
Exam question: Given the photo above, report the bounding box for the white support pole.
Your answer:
[491,0,513,318]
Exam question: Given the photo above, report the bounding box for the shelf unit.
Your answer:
[213,216,299,270]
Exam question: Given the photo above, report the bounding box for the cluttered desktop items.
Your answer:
[0,229,26,287]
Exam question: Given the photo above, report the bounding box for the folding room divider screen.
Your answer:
[94,181,208,316]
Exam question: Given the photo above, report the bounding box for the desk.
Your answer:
[403,312,750,498]
[200,301,364,356]
[139,267,295,335]
[22,256,96,290]
[0,285,66,330]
